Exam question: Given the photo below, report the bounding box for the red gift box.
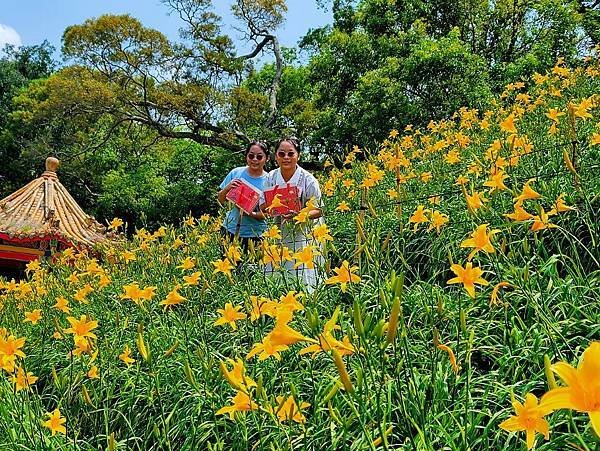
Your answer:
[263,184,301,215]
[226,180,262,214]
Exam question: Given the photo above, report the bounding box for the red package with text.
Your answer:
[263,184,301,215]
[226,180,262,214]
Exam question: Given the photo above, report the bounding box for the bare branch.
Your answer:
[237,35,273,60]
[265,36,283,127]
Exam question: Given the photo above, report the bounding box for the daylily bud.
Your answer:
[511,327,520,344]
[381,232,392,251]
[563,149,576,174]
[460,309,467,333]
[257,374,267,401]
[363,245,373,262]
[323,380,341,404]
[51,366,60,388]
[373,319,386,339]
[184,360,196,386]
[393,272,405,299]
[389,270,396,287]
[352,298,365,337]
[356,365,363,389]
[82,384,94,406]
[290,382,298,399]
[436,296,444,314]
[385,296,401,348]
[327,402,342,425]
[544,354,557,390]
[356,216,367,242]
[163,340,179,357]
[108,433,116,451]
[379,288,388,308]
[136,332,150,362]
[306,308,319,332]
[367,200,377,217]
[332,348,354,394]
[372,425,394,448]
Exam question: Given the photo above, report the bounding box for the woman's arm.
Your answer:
[307,208,322,220]
[249,209,266,220]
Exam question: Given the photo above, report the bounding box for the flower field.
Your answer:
[1,56,599,450]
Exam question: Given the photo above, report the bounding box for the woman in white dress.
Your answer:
[261,138,324,290]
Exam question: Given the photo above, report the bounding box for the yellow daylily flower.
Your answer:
[119,345,135,366]
[541,341,600,435]
[325,260,361,292]
[447,262,489,298]
[43,409,67,436]
[216,391,259,420]
[460,224,500,260]
[269,396,310,424]
[159,287,187,309]
[214,303,247,330]
[24,309,42,325]
[499,393,552,450]
[408,205,429,231]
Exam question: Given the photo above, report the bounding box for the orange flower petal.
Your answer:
[540,387,576,411]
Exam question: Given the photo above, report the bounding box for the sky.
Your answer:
[0,0,332,60]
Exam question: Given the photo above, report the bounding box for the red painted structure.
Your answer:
[0,157,110,268]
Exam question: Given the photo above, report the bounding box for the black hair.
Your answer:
[245,140,270,157]
[276,137,301,153]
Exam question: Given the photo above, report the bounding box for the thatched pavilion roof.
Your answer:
[0,157,108,248]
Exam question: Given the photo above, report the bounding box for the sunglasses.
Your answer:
[276,151,298,158]
[247,153,265,160]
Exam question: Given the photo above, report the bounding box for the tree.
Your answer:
[578,0,600,45]
[0,41,56,197]
[242,48,319,143]
[301,0,584,154]
[3,2,293,228]
[15,0,289,155]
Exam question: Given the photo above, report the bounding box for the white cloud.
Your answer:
[0,24,22,50]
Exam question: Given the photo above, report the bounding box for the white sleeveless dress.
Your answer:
[261,166,324,291]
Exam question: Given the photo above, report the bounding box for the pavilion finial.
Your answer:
[45,157,59,173]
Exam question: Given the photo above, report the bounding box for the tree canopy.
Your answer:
[300,0,585,153]
[1,0,597,227]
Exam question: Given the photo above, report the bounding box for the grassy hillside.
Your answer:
[1,56,599,450]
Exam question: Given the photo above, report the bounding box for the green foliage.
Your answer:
[578,0,600,45]
[93,138,235,228]
[0,41,56,197]
[242,52,319,141]
[0,3,291,229]
[301,0,587,155]
[0,55,599,451]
